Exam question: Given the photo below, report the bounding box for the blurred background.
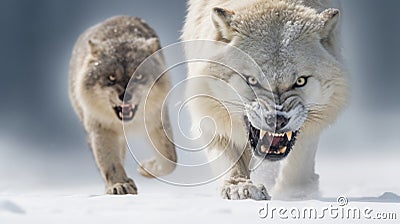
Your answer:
[0,0,399,195]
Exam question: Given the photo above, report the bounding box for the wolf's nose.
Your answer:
[275,115,289,130]
[119,92,132,101]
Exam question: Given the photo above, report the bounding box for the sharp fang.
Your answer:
[286,132,292,141]
[279,146,287,154]
[119,112,123,118]
[260,130,267,139]
[129,111,133,118]
[261,145,267,153]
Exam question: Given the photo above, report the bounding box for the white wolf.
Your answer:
[182,0,348,200]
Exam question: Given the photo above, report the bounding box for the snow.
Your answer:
[0,200,25,214]
[1,150,399,224]
[1,188,399,223]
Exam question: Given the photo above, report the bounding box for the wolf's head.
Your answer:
[206,2,348,161]
[82,37,161,122]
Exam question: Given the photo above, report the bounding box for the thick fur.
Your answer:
[183,0,348,200]
[69,16,176,195]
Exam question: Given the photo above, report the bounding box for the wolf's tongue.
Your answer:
[271,137,281,146]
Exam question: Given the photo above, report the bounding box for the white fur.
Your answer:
[183,0,348,200]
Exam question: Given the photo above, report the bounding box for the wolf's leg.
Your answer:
[210,140,270,201]
[88,128,137,195]
[138,107,177,178]
[272,136,320,200]
[251,159,281,191]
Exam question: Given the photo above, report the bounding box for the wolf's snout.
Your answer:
[264,114,289,131]
[115,91,136,121]
[119,92,132,101]
[275,115,289,131]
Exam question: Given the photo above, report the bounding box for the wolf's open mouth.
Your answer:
[113,104,137,121]
[248,122,298,161]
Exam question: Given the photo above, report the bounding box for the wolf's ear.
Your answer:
[146,37,160,53]
[318,8,340,39]
[211,7,235,42]
[88,39,102,56]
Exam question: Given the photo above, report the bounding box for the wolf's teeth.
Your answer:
[261,145,267,153]
[129,111,133,118]
[119,112,123,118]
[260,130,267,139]
[286,132,292,141]
[279,146,287,154]
[268,132,273,137]
[272,133,284,137]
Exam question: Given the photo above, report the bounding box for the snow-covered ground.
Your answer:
[1,147,399,224]
[2,188,398,224]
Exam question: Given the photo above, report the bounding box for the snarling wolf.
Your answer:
[69,16,176,194]
[182,0,348,200]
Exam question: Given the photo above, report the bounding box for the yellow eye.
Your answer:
[135,74,143,80]
[108,74,116,81]
[295,77,308,87]
[247,77,258,86]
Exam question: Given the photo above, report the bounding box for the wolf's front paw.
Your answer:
[106,179,137,195]
[221,178,271,201]
[137,157,176,178]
